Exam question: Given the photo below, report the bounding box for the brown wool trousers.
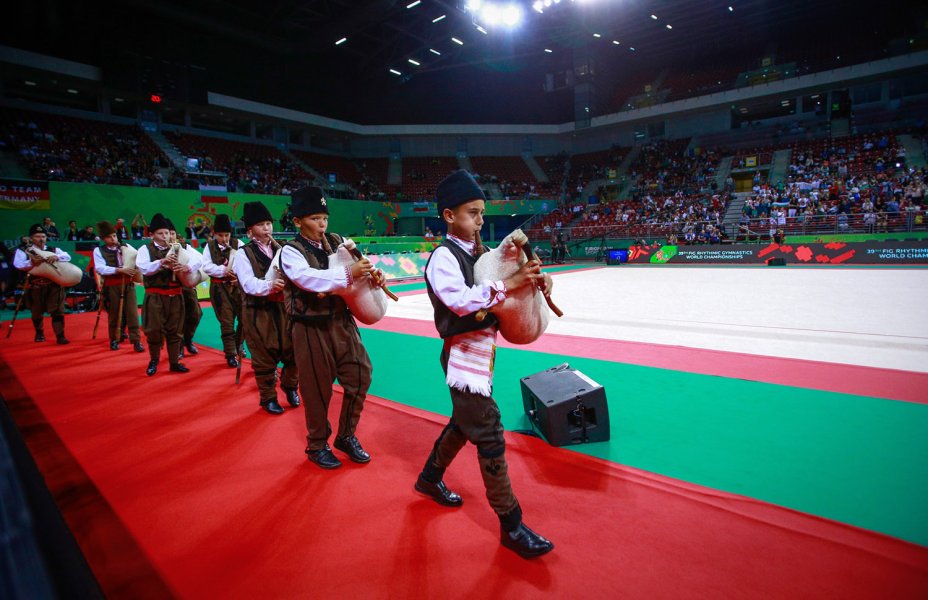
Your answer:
[290,313,372,451]
[142,293,185,364]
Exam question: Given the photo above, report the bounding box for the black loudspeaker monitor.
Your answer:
[766,257,786,266]
[520,364,609,447]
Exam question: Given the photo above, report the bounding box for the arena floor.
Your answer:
[2,263,926,598]
[388,264,928,373]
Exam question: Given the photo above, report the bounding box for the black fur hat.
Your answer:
[213,213,233,233]
[242,202,273,228]
[290,186,328,218]
[436,170,485,214]
[150,213,170,232]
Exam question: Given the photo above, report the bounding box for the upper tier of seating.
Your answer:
[2,108,168,186]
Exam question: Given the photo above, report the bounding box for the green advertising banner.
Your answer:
[0,182,403,247]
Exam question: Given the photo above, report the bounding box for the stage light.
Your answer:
[429,48,441,55]
[335,37,347,45]
[432,14,446,23]
[666,24,672,29]
[651,14,658,20]
[389,69,402,75]
[408,58,421,66]
[728,5,734,11]
[476,25,488,34]
[114,97,124,102]
[478,3,523,27]
[593,33,601,38]
[452,37,464,45]
[24,80,36,86]
[466,0,482,10]
[612,40,620,45]
[150,94,162,103]
[533,1,544,13]
[406,0,421,8]
[67,89,79,94]
[500,4,523,26]
[544,48,553,53]
[629,47,636,51]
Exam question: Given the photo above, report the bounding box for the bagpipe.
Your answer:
[473,229,563,345]
[266,239,398,325]
[165,243,206,287]
[119,244,144,284]
[326,239,398,325]
[23,245,83,287]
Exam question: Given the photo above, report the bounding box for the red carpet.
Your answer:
[1,312,927,599]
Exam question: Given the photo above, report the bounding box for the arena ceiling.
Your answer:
[2,0,922,125]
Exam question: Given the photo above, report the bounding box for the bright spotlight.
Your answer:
[533,1,544,13]
[466,0,482,10]
[481,3,523,27]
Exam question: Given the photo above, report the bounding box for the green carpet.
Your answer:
[193,307,928,546]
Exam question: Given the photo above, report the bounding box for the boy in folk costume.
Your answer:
[167,219,204,358]
[136,213,190,376]
[279,186,376,470]
[12,224,72,344]
[92,220,144,352]
[415,170,554,558]
[201,214,242,367]
[232,201,301,416]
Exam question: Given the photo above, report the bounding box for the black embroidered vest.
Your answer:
[281,233,348,322]
[425,238,498,339]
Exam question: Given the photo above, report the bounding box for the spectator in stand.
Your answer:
[423,227,435,242]
[79,225,99,241]
[197,217,212,240]
[131,214,148,239]
[65,220,80,242]
[115,218,130,241]
[42,217,59,241]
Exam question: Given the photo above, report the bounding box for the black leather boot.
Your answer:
[183,336,198,355]
[261,399,284,415]
[110,340,120,351]
[282,387,300,407]
[306,444,341,469]
[334,435,370,463]
[414,474,463,507]
[500,523,554,558]
[146,360,158,376]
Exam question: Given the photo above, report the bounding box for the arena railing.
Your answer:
[527,211,926,246]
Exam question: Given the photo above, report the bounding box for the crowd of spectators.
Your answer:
[1,109,167,187]
[167,133,313,196]
[736,133,926,238]
[627,139,720,198]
